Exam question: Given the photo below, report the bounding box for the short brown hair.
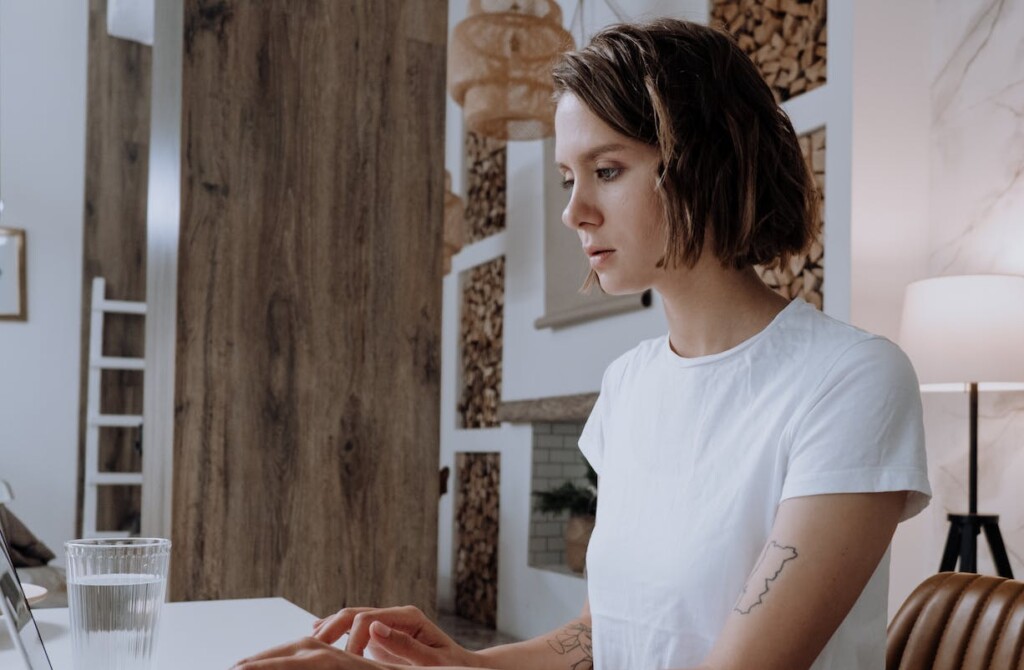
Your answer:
[552,19,819,279]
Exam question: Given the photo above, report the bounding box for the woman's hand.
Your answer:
[312,606,482,668]
[231,637,391,669]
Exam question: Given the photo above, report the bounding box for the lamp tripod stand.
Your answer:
[938,383,1014,578]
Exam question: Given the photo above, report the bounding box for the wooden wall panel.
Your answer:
[172,0,446,617]
[77,0,151,536]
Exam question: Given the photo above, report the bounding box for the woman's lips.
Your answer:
[588,249,615,268]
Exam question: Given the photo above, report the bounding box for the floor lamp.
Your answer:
[900,274,1024,578]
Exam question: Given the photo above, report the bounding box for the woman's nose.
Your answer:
[562,186,601,230]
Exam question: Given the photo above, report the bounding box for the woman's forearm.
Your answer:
[473,617,593,670]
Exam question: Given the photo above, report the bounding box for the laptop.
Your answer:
[0,524,53,669]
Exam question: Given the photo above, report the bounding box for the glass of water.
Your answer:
[65,538,171,670]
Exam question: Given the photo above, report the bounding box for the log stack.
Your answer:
[757,126,825,309]
[455,452,500,628]
[711,0,827,103]
[464,132,507,243]
[459,256,505,428]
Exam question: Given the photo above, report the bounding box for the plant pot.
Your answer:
[565,514,596,574]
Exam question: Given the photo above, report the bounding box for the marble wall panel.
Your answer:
[930,0,1024,275]
[925,0,1024,576]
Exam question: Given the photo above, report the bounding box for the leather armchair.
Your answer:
[888,571,1024,669]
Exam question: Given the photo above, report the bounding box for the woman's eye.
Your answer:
[596,167,621,181]
[560,177,574,191]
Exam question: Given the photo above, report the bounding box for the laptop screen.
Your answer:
[0,524,53,669]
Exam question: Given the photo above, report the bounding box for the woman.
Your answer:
[234,18,930,670]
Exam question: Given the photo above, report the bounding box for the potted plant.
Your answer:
[533,463,597,573]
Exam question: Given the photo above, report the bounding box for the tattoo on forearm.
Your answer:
[734,540,799,614]
[547,623,594,670]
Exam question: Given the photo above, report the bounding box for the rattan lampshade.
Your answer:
[449,0,574,141]
[443,170,465,274]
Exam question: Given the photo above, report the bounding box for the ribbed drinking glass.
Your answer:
[65,538,171,670]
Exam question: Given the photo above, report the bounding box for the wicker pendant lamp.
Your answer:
[449,0,574,141]
[443,171,465,274]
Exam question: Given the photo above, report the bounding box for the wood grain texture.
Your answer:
[458,257,504,429]
[464,132,506,243]
[497,394,599,424]
[454,453,499,627]
[77,0,152,535]
[173,0,446,617]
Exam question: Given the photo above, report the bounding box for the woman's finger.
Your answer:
[313,607,374,643]
[364,638,412,666]
[233,638,381,669]
[232,637,322,665]
[367,621,444,666]
[343,606,436,656]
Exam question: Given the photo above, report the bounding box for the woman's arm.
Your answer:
[689,491,907,670]
[308,600,593,670]
[232,601,593,670]
[475,600,593,670]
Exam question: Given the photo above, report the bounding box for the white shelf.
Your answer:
[91,356,145,371]
[96,299,147,315]
[88,414,144,428]
[87,473,144,486]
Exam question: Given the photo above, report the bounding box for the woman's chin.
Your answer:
[597,275,649,297]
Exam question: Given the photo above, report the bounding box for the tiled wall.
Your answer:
[528,421,590,571]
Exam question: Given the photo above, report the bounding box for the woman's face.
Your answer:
[555,94,668,295]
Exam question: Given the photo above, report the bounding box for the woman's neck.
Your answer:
[656,263,789,359]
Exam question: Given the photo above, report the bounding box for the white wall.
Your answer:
[844,0,935,616]
[849,0,932,340]
[0,0,89,564]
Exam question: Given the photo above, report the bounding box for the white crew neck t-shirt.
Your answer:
[579,298,931,670]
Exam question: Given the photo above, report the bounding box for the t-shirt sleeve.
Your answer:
[781,337,932,521]
[578,356,626,476]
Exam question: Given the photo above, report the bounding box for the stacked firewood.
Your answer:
[757,127,825,309]
[464,132,507,243]
[455,453,500,628]
[459,256,505,428]
[711,0,827,103]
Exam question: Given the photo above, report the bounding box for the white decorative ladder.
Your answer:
[82,277,146,538]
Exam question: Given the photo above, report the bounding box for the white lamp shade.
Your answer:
[899,274,1024,385]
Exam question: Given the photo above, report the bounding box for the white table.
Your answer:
[2,598,346,669]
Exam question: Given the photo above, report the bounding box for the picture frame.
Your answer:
[0,227,27,321]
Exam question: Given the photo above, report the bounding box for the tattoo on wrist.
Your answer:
[547,623,594,670]
[734,540,799,615]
